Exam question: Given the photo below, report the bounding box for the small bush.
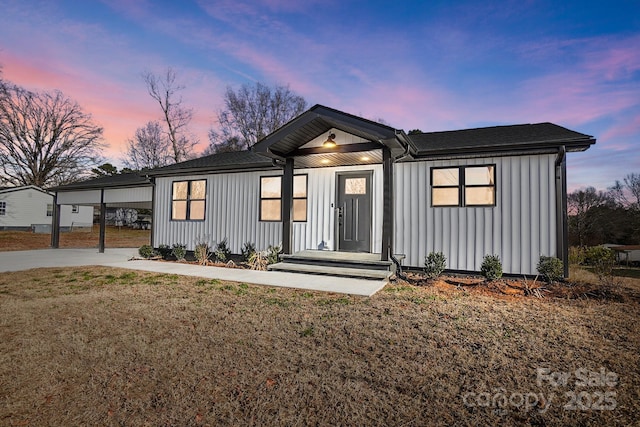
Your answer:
[214,238,232,262]
[569,246,586,266]
[585,246,616,284]
[138,244,157,259]
[481,254,503,281]
[171,243,187,261]
[194,242,211,265]
[424,251,446,279]
[241,242,256,262]
[157,244,171,259]
[537,256,564,283]
[266,244,281,265]
[248,251,268,270]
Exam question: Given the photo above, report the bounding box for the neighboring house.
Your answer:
[50,105,595,277]
[0,186,93,231]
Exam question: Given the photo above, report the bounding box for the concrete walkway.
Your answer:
[0,248,387,296]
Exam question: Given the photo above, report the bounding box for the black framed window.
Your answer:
[47,204,53,217]
[0,201,5,216]
[431,165,495,207]
[172,180,207,220]
[260,175,307,222]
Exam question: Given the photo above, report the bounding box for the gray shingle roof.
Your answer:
[49,172,151,191]
[146,150,276,176]
[408,122,595,157]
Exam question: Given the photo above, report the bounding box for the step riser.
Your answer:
[268,262,392,280]
[281,257,392,271]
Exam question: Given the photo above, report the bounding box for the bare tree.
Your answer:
[0,85,104,187]
[122,121,172,170]
[208,82,307,152]
[143,68,197,163]
[609,173,640,210]
[567,187,613,246]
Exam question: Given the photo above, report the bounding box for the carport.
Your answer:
[50,174,153,252]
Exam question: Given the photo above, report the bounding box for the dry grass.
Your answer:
[0,267,638,426]
[0,227,150,251]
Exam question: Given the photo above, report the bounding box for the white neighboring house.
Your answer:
[0,186,93,231]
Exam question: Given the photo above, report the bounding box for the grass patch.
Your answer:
[0,227,150,252]
[0,266,638,426]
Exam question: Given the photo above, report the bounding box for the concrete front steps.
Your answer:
[268,250,396,280]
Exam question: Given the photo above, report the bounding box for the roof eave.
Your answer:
[413,137,596,158]
[146,163,278,177]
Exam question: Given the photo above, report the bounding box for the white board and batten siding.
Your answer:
[394,154,557,275]
[153,165,383,253]
[154,171,282,252]
[0,187,92,228]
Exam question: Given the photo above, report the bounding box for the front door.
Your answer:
[337,172,372,252]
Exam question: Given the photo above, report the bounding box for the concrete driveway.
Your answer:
[0,248,386,296]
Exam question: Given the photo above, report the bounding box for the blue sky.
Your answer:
[0,0,638,191]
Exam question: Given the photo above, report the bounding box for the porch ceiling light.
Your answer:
[322,133,337,148]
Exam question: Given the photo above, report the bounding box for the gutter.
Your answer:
[393,130,414,161]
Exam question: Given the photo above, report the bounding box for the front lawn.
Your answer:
[0,227,150,251]
[0,267,638,426]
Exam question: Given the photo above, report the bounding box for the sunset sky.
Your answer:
[1,0,638,191]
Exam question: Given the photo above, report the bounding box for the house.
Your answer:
[0,185,93,231]
[50,105,595,277]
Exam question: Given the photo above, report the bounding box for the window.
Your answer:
[71,205,79,214]
[0,201,5,216]
[260,175,307,222]
[431,165,495,207]
[171,180,206,220]
[47,204,53,217]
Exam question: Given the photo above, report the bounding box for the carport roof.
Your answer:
[49,172,151,191]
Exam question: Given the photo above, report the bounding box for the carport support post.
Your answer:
[281,157,294,255]
[99,189,106,253]
[51,192,60,248]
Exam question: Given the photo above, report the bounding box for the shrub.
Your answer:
[157,244,171,259]
[241,242,256,262]
[481,254,503,281]
[194,242,211,265]
[569,246,586,266]
[248,251,268,271]
[171,243,187,261]
[537,256,564,283]
[266,244,281,265]
[585,246,616,284]
[138,244,157,259]
[424,251,446,279]
[214,238,232,262]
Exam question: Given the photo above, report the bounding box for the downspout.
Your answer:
[555,146,569,278]
[388,130,413,278]
[147,175,155,248]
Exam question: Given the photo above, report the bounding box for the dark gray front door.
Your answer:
[337,172,372,252]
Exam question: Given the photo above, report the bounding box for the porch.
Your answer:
[268,249,399,280]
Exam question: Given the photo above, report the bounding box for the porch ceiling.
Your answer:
[294,149,382,168]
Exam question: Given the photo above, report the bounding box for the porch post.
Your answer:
[50,192,60,248]
[381,147,393,261]
[98,189,106,253]
[281,157,294,254]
